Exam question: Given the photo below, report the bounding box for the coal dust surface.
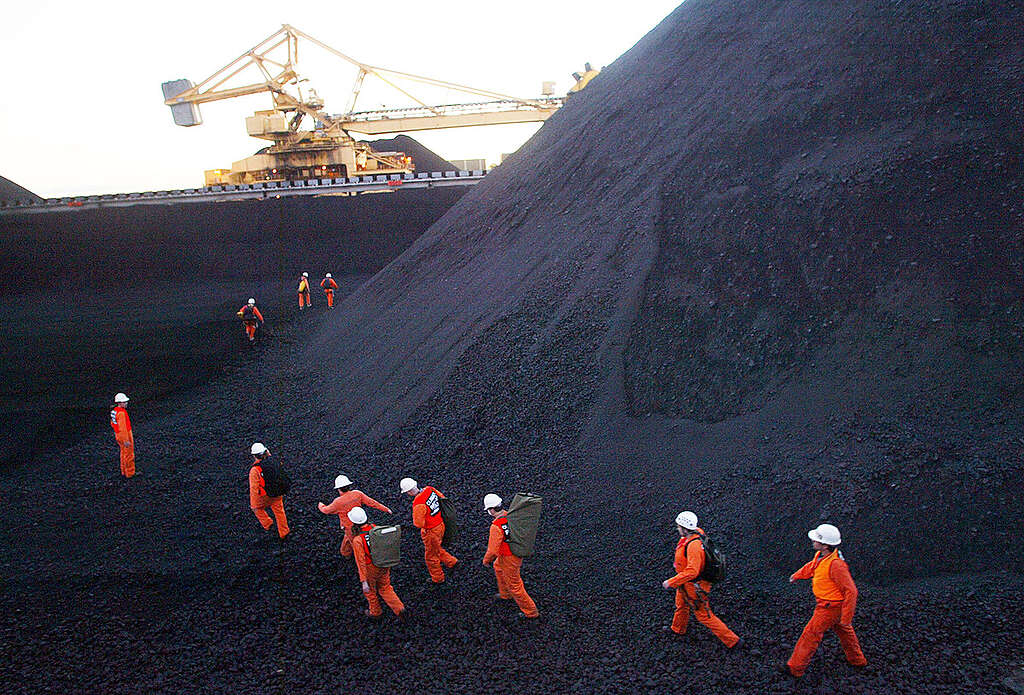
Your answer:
[2,2,1023,694]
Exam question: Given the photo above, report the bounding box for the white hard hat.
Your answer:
[347,506,367,525]
[325,273,332,278]
[399,477,417,494]
[675,511,698,530]
[250,442,268,456]
[483,493,502,510]
[334,474,352,489]
[302,272,309,277]
[809,523,842,546]
[248,298,255,305]
[113,392,129,403]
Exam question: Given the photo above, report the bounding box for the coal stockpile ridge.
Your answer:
[367,134,459,171]
[0,187,467,295]
[0,174,42,204]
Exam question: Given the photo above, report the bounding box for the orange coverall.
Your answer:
[320,277,338,308]
[412,486,458,582]
[483,515,538,618]
[297,277,311,308]
[236,304,265,341]
[249,462,289,538]
[109,405,135,477]
[665,529,739,647]
[786,550,866,676]
[319,490,392,557]
[352,524,405,617]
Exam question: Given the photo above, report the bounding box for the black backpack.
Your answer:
[438,497,458,546]
[241,305,255,320]
[259,459,291,497]
[687,532,727,584]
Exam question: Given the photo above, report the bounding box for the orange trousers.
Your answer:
[787,602,866,676]
[421,524,458,582]
[494,555,538,618]
[363,566,404,616]
[325,290,334,308]
[340,528,354,557]
[117,440,135,478]
[672,584,739,647]
[252,496,290,538]
[298,291,311,308]
[244,322,257,340]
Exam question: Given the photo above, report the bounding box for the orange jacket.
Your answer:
[109,406,132,444]
[237,305,264,323]
[248,462,275,508]
[320,490,391,530]
[666,528,708,589]
[320,278,338,291]
[351,524,379,581]
[412,486,445,530]
[483,515,514,563]
[791,550,859,623]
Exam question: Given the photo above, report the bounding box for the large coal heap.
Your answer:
[307,0,1023,577]
[0,188,466,295]
[0,175,42,204]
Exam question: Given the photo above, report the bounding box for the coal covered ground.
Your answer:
[3,1,1024,694]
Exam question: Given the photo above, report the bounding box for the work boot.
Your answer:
[730,638,745,650]
[363,610,382,621]
[516,612,540,621]
[396,609,409,623]
[778,663,798,678]
[661,625,685,639]
[493,593,510,601]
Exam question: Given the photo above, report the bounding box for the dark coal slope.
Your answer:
[0,175,42,204]
[0,187,467,295]
[0,188,463,467]
[368,134,458,171]
[295,0,1024,689]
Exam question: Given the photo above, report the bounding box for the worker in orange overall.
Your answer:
[661,511,740,647]
[482,493,539,619]
[320,273,338,308]
[297,272,311,309]
[318,474,393,558]
[236,297,265,342]
[400,477,458,583]
[781,523,866,678]
[109,392,135,478]
[348,506,407,621]
[248,442,289,540]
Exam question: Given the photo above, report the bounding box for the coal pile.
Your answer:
[368,134,459,172]
[0,175,42,205]
[0,188,464,468]
[2,1,1023,693]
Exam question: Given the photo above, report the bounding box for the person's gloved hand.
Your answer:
[361,581,370,593]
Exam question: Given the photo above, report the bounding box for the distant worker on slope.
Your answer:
[298,272,312,309]
[109,392,135,478]
[781,524,866,678]
[318,474,393,559]
[248,442,290,541]
[236,297,265,342]
[349,506,407,621]
[320,273,338,309]
[661,511,740,648]
[400,477,459,583]
[482,493,539,619]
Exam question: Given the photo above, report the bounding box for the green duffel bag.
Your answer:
[367,524,402,568]
[506,493,542,558]
[439,497,458,547]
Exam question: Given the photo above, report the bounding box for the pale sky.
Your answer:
[2,1,681,197]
